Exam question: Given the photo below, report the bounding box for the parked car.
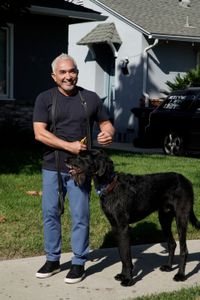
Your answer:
[145,87,200,155]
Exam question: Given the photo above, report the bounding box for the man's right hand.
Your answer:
[33,122,87,154]
[67,141,87,154]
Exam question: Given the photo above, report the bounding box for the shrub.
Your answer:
[166,66,200,91]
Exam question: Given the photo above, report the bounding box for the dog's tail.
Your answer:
[190,209,200,229]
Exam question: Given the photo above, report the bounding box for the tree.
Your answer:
[166,66,200,91]
[0,0,31,27]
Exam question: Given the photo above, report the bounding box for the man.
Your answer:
[33,53,115,284]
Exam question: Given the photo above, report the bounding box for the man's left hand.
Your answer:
[97,131,113,145]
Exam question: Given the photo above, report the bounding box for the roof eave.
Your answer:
[78,41,119,45]
[148,33,200,43]
[30,5,108,21]
[122,22,200,44]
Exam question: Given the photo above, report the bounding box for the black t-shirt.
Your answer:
[33,86,109,172]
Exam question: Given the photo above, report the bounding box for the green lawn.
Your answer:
[134,285,200,300]
[0,145,200,259]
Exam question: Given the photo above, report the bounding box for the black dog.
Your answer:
[65,149,200,286]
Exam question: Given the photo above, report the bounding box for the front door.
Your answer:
[92,43,115,121]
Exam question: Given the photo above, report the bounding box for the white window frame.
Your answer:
[197,50,200,68]
[0,24,14,100]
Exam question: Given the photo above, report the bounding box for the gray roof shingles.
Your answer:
[92,0,200,40]
[77,22,122,45]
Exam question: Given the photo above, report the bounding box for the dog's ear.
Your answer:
[92,149,114,177]
[75,173,86,187]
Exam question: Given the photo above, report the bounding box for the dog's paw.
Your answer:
[114,273,125,281]
[160,265,173,272]
[173,273,186,282]
[121,278,135,287]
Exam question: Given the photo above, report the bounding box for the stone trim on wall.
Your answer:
[0,101,34,145]
[0,102,33,130]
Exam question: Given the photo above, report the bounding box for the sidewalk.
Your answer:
[1,240,200,300]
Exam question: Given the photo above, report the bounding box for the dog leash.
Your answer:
[51,88,65,216]
[50,88,91,215]
[78,89,92,150]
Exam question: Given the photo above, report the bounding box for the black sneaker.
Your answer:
[64,264,85,284]
[35,261,61,278]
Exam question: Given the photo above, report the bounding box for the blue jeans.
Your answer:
[42,169,90,265]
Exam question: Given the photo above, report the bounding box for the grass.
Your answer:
[0,145,200,260]
[0,145,200,300]
[133,285,200,300]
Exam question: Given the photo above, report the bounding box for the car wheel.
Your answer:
[163,132,184,156]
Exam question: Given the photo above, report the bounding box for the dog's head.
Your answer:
[65,149,114,186]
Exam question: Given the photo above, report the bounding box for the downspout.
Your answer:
[143,38,159,107]
[107,41,118,58]
[107,41,118,103]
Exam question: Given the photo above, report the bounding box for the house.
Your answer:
[0,0,106,144]
[68,0,200,142]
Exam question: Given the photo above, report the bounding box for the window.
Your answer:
[0,24,13,99]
